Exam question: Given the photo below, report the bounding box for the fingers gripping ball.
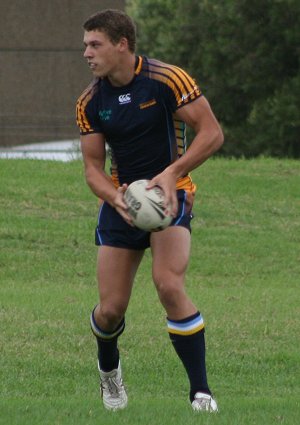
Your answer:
[124,180,172,232]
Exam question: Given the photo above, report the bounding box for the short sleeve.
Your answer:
[76,82,102,135]
[165,65,202,110]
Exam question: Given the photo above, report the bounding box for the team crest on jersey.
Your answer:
[99,109,112,121]
[118,93,131,104]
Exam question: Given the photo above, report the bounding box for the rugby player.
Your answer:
[76,8,223,412]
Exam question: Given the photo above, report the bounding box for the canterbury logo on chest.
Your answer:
[118,93,131,105]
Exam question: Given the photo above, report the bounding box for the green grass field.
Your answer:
[0,158,299,424]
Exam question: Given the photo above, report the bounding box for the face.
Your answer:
[83,30,121,78]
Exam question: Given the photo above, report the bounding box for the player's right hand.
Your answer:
[113,184,134,226]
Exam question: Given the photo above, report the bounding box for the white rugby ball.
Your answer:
[124,179,172,232]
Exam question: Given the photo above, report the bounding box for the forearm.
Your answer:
[85,165,117,206]
[167,127,223,179]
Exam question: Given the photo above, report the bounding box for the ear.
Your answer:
[118,37,129,52]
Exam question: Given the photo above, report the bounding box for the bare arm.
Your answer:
[171,95,224,175]
[148,95,224,215]
[80,133,132,223]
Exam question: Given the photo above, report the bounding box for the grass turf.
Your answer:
[0,158,299,424]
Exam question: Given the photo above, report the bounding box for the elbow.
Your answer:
[84,165,97,191]
[217,127,224,149]
[212,127,224,154]
[85,172,93,189]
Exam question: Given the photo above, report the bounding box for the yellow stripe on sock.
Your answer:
[168,323,205,336]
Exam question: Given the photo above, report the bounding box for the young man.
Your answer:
[76,9,223,412]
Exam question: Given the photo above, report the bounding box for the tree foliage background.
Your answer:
[126,0,300,158]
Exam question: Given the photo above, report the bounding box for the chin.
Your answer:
[93,70,106,78]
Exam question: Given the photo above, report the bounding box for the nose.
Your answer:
[83,46,91,58]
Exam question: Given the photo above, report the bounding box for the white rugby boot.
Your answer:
[191,392,218,412]
[98,361,128,411]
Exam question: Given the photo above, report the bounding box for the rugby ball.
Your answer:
[124,179,172,232]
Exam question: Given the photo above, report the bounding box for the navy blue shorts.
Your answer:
[95,189,194,250]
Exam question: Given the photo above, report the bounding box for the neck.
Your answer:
[107,53,136,87]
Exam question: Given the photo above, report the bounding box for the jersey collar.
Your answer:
[134,55,143,75]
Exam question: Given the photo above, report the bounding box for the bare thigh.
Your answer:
[95,246,144,331]
[150,226,197,319]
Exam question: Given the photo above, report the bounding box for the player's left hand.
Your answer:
[147,169,178,217]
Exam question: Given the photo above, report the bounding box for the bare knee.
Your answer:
[153,272,185,308]
[152,269,197,318]
[94,303,126,331]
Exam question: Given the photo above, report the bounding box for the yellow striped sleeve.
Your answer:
[76,82,97,134]
[147,59,202,108]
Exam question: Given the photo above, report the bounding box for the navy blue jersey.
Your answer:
[76,56,201,189]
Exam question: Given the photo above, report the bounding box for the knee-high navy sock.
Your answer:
[90,307,125,372]
[167,312,211,402]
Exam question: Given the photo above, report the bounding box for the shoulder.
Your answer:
[141,57,195,86]
[140,56,202,107]
[76,78,101,109]
[76,79,102,134]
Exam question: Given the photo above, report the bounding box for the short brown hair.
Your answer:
[83,9,136,53]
